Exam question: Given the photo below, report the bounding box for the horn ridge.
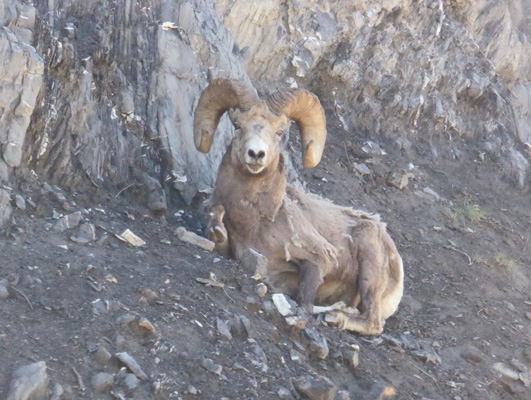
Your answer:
[193,79,258,153]
[268,89,327,168]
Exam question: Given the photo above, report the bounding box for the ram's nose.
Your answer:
[247,148,266,162]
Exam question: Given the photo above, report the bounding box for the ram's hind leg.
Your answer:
[326,225,386,335]
[206,204,230,257]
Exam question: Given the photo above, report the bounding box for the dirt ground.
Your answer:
[1,125,530,399]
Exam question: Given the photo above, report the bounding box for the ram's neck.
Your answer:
[211,148,286,225]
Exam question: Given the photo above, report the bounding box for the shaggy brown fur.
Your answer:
[195,79,403,335]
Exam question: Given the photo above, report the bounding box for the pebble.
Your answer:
[201,357,223,375]
[70,222,96,244]
[342,346,360,368]
[91,372,113,393]
[138,317,156,334]
[15,195,26,210]
[175,227,215,251]
[278,387,292,398]
[303,329,329,360]
[216,317,232,340]
[0,284,9,299]
[186,385,198,395]
[272,293,295,317]
[53,211,82,233]
[116,352,148,380]
[122,373,139,393]
[7,361,48,400]
[255,282,268,297]
[94,346,112,365]
[292,375,338,400]
[241,248,269,280]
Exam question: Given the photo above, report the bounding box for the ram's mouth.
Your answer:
[246,163,265,174]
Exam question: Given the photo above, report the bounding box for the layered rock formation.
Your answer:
[1,0,530,227]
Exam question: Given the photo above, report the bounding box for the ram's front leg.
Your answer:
[296,260,324,313]
[206,204,230,257]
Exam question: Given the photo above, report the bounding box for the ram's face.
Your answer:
[229,102,289,175]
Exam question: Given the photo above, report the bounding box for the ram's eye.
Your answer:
[233,123,241,130]
[276,130,284,137]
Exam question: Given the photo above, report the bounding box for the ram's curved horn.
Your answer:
[267,89,327,168]
[193,79,258,153]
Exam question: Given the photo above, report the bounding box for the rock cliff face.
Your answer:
[1,0,530,227]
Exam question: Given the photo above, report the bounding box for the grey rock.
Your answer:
[255,282,268,297]
[91,372,114,393]
[14,195,26,210]
[175,227,215,251]
[115,352,148,381]
[122,373,139,393]
[185,385,198,395]
[7,361,49,400]
[0,189,12,228]
[336,390,351,400]
[278,387,293,399]
[49,382,64,400]
[342,347,359,368]
[53,211,82,233]
[303,328,329,360]
[292,375,338,400]
[0,284,9,299]
[201,357,222,375]
[94,346,112,365]
[70,222,96,244]
[216,317,232,340]
[137,317,156,334]
[241,248,268,280]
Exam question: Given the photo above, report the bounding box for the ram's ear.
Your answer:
[193,79,258,153]
[267,89,327,168]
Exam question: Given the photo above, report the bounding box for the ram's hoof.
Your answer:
[209,225,228,244]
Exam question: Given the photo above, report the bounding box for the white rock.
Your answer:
[272,293,295,317]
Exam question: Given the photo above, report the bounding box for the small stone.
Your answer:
[119,229,146,247]
[368,382,396,399]
[354,163,371,175]
[255,283,268,297]
[116,352,148,380]
[272,293,295,317]
[138,288,159,301]
[492,362,519,380]
[413,349,441,364]
[138,317,156,334]
[186,385,198,395]
[53,211,82,232]
[241,248,268,280]
[342,346,360,368]
[278,388,292,399]
[91,372,113,393]
[7,361,48,400]
[94,346,112,365]
[201,357,222,375]
[461,351,482,364]
[70,222,96,244]
[525,312,531,321]
[175,227,215,251]
[292,375,338,400]
[216,318,232,340]
[387,170,414,190]
[336,390,350,400]
[116,313,137,326]
[303,329,329,360]
[0,284,9,299]
[15,195,26,210]
[0,189,13,228]
[122,373,139,393]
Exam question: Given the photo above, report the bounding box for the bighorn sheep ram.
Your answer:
[193,78,404,335]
